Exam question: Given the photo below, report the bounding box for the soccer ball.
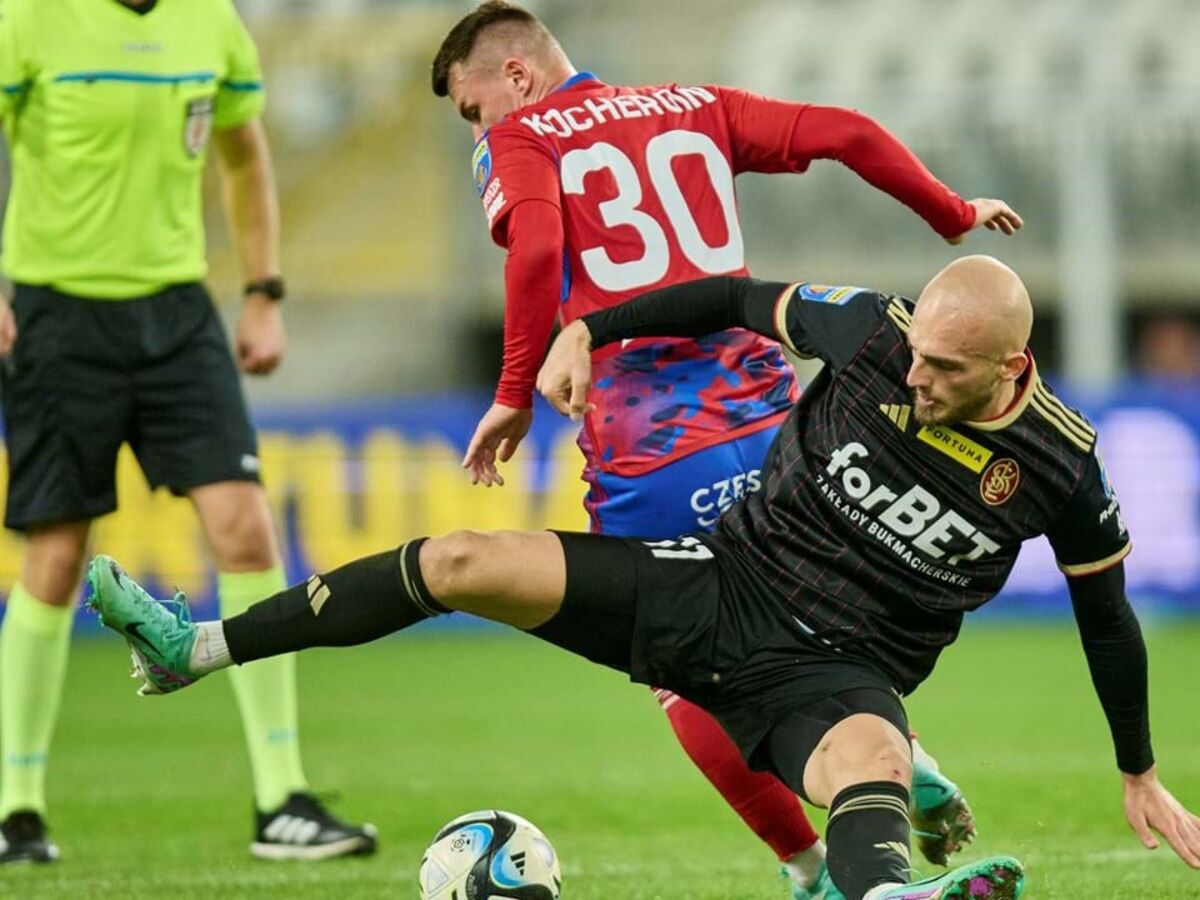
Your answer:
[418,810,562,900]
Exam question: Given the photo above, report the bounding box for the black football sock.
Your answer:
[223,539,447,664]
[825,781,912,899]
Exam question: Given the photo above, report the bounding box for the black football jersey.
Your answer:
[714,283,1131,693]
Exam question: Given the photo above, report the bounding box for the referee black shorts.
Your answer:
[1,282,261,531]
[533,530,908,797]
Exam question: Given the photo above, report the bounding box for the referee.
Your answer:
[0,0,375,862]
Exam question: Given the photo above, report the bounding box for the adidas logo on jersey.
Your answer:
[879,403,911,432]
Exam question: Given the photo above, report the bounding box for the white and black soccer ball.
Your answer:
[418,810,562,900]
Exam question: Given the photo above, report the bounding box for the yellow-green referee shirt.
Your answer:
[0,0,265,298]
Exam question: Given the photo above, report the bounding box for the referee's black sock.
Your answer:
[825,780,911,899]
[223,539,447,664]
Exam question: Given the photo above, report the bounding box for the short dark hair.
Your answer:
[431,2,543,97]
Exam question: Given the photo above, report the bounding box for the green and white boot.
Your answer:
[911,760,976,866]
[864,855,1023,899]
[85,555,204,696]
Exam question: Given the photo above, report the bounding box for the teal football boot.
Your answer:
[785,860,845,900]
[911,761,976,866]
[868,855,1023,899]
[85,555,203,696]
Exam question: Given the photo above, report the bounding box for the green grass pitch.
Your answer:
[4,619,1198,898]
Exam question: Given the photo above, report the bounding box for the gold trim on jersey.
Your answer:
[916,424,994,473]
[1058,542,1131,576]
[773,282,803,355]
[967,354,1039,432]
[878,403,911,433]
[885,298,912,333]
[1029,384,1096,452]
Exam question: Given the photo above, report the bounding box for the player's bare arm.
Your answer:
[213,118,287,376]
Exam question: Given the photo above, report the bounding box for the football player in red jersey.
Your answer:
[430,4,1020,895]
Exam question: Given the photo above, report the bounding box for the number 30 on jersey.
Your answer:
[560,129,744,292]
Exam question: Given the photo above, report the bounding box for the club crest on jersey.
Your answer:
[980,458,1020,505]
[471,136,493,197]
[797,283,865,306]
[183,96,214,158]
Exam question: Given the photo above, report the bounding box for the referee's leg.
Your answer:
[1,521,89,844]
[190,479,307,815]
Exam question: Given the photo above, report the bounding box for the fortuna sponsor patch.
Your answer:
[916,424,994,473]
[797,283,867,305]
[471,135,492,197]
[183,96,214,158]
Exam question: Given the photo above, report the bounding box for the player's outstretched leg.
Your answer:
[86,532,571,694]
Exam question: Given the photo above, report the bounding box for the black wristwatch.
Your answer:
[243,276,286,302]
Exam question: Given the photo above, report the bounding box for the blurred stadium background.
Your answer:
[1,2,1199,897]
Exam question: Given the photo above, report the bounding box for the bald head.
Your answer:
[906,256,1034,426]
[913,255,1032,360]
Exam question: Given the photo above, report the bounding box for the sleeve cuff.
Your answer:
[1058,543,1132,577]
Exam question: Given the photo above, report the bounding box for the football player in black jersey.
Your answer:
[87,256,1199,900]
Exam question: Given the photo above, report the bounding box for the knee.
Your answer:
[804,715,912,805]
[865,741,913,788]
[208,501,277,571]
[421,530,490,602]
[23,525,89,604]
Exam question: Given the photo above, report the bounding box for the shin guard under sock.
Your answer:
[826,780,911,899]
[224,539,445,664]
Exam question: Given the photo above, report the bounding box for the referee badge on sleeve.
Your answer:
[183,97,215,158]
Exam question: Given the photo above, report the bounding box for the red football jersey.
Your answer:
[476,74,801,475]
[474,73,973,475]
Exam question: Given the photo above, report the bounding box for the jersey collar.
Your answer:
[551,71,601,94]
[965,349,1038,432]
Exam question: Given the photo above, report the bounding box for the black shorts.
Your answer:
[1,282,260,530]
[535,531,908,796]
